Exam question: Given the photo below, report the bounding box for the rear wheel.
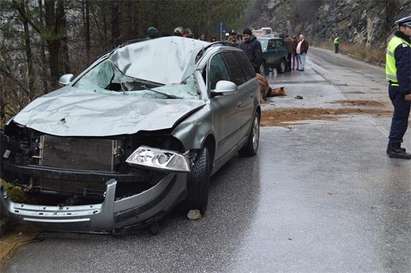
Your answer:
[239,112,260,157]
[278,59,287,73]
[185,147,210,215]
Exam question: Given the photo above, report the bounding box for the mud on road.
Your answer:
[261,100,391,127]
[0,227,37,270]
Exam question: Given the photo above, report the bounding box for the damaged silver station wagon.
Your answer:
[0,37,260,234]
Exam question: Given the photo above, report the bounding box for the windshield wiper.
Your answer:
[143,87,182,99]
[109,60,182,99]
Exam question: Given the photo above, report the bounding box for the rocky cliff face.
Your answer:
[246,0,411,48]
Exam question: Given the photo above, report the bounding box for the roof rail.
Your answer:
[195,41,236,63]
[117,38,147,48]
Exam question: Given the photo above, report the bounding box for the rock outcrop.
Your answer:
[245,0,411,48]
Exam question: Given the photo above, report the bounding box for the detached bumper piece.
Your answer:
[0,173,187,234]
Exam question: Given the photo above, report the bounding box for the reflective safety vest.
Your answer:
[386,36,411,85]
[334,37,340,44]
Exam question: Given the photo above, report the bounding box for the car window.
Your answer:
[268,39,275,49]
[222,52,247,86]
[235,52,256,81]
[208,53,230,90]
[275,40,284,48]
[259,39,268,52]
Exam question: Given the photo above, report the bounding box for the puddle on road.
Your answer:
[261,107,391,127]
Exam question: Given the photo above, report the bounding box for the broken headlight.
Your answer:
[126,146,191,173]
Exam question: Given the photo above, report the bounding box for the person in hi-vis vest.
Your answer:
[386,15,411,159]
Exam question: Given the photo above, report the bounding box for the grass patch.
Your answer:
[314,41,385,67]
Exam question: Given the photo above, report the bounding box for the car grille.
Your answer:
[39,135,119,171]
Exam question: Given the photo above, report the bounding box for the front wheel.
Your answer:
[259,63,270,76]
[184,147,210,215]
[239,112,260,157]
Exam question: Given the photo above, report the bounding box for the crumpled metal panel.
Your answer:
[12,37,209,137]
[12,88,205,137]
[111,37,209,84]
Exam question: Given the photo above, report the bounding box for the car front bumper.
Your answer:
[0,173,187,234]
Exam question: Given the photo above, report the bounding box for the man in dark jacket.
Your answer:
[239,28,263,73]
[284,35,294,72]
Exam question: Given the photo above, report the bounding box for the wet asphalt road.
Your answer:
[5,48,411,273]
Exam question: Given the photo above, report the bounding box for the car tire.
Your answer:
[0,208,8,237]
[278,59,287,74]
[259,63,269,76]
[185,147,210,215]
[239,111,260,157]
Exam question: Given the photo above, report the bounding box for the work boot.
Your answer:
[387,144,411,159]
[386,143,406,152]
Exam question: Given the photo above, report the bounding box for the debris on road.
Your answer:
[0,227,37,270]
[1,180,28,203]
[261,107,391,127]
[294,95,304,100]
[186,209,202,220]
[0,220,6,237]
[0,180,38,269]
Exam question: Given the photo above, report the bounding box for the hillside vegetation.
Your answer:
[245,0,411,63]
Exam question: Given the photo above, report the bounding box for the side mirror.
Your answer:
[211,80,238,96]
[58,74,74,86]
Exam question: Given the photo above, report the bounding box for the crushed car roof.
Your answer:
[110,36,209,85]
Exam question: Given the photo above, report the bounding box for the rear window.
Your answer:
[236,52,256,81]
[259,39,269,51]
[274,39,285,48]
[268,39,275,49]
[222,52,247,86]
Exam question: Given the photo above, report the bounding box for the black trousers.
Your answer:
[334,44,339,53]
[286,53,292,71]
[389,85,410,145]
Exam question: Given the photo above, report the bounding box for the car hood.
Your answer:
[12,88,206,137]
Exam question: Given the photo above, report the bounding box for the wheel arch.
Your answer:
[256,105,261,117]
[202,134,216,172]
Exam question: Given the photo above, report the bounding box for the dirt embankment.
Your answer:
[261,100,391,127]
